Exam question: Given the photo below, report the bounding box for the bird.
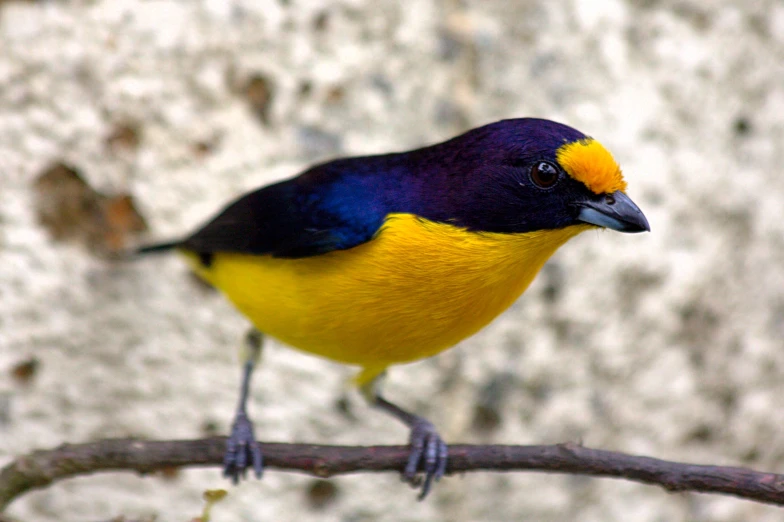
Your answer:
[137,118,649,499]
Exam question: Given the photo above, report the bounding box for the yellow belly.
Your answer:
[184,214,590,383]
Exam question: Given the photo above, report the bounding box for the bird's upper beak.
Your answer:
[577,191,650,233]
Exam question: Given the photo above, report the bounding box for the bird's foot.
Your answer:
[223,410,263,483]
[403,417,448,500]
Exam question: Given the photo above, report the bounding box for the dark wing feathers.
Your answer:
[179,176,376,259]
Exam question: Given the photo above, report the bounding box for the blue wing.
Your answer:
[180,161,389,259]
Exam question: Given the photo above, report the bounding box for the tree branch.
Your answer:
[2,438,783,511]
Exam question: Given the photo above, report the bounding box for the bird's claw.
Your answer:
[223,410,263,483]
[403,418,448,500]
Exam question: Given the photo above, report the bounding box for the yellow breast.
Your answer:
[184,214,590,381]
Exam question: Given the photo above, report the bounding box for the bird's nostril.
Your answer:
[605,194,616,205]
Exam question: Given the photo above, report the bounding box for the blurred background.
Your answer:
[1,0,783,520]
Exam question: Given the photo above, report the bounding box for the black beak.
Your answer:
[577,191,650,233]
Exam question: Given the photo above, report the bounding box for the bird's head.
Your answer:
[435,118,649,235]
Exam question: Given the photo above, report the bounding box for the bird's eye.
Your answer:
[530,161,560,189]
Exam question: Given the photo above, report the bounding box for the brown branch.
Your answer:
[2,438,784,511]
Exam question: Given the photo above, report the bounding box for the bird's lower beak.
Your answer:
[577,191,650,233]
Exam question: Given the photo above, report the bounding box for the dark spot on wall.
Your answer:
[306,479,339,509]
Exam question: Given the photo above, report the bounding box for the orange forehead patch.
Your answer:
[555,138,627,194]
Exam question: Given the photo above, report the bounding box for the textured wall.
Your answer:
[2,0,784,520]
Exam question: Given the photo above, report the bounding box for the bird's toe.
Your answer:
[403,418,449,500]
[223,411,263,483]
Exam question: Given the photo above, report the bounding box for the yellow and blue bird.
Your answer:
[139,118,649,498]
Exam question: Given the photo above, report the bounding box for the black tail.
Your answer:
[136,241,182,255]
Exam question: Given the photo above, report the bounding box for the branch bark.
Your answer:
[2,438,783,511]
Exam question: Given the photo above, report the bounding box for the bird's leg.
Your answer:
[223,328,264,483]
[360,373,448,500]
